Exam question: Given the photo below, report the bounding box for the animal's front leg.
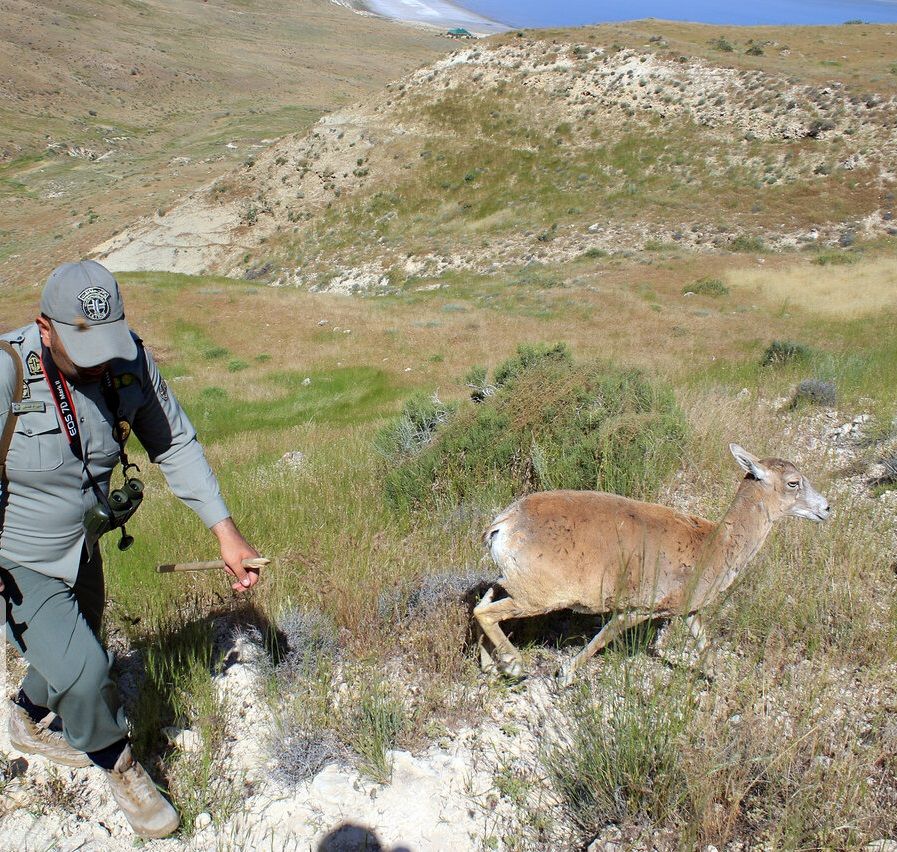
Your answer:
[556,611,647,688]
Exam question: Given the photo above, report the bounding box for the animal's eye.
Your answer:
[786,479,800,489]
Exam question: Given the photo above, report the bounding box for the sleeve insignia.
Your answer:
[158,378,169,402]
[26,351,41,377]
[21,380,31,399]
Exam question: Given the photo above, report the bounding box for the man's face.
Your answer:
[36,316,108,384]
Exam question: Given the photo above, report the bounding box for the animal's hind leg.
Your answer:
[473,586,549,678]
[556,611,647,688]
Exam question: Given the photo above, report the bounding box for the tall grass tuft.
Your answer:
[344,677,406,784]
[125,600,242,832]
[543,657,695,833]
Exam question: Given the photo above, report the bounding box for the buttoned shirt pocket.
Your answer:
[7,409,64,471]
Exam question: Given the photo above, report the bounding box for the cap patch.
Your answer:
[78,286,112,321]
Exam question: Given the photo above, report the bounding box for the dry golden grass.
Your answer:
[727,255,897,318]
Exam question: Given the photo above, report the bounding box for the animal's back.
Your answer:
[485,490,714,614]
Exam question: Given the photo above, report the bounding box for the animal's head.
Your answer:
[729,444,830,522]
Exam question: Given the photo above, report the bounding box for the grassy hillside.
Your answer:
[0,0,450,285]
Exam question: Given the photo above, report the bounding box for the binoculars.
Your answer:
[83,477,144,551]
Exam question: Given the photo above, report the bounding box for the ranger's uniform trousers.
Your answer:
[1,546,129,753]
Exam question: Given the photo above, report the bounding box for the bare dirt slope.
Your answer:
[0,0,451,286]
[93,23,897,289]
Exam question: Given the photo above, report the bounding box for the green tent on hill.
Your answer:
[447,27,473,37]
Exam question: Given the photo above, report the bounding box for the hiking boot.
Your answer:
[104,745,180,838]
[7,701,91,768]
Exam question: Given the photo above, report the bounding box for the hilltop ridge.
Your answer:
[94,27,897,289]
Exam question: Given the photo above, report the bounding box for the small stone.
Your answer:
[162,727,203,753]
[278,451,306,470]
[302,377,312,386]
[194,812,212,830]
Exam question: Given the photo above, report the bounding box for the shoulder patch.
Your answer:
[25,351,41,377]
[158,378,169,402]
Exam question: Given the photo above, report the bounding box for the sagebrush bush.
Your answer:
[684,277,728,297]
[792,378,837,407]
[760,339,812,367]
[374,392,455,459]
[381,343,686,510]
[266,606,339,684]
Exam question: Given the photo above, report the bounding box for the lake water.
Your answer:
[456,0,897,27]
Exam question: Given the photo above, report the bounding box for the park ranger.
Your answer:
[0,260,260,838]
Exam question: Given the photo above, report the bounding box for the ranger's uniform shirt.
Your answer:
[0,323,230,583]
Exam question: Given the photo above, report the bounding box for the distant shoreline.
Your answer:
[329,0,509,36]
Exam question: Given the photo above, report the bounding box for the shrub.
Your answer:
[268,726,342,787]
[760,340,812,367]
[684,277,728,297]
[375,393,455,460]
[580,247,609,259]
[729,234,765,252]
[792,379,836,408]
[381,343,686,510]
[377,567,493,623]
[266,607,339,684]
[811,252,858,266]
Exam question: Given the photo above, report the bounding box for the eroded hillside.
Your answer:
[95,29,897,289]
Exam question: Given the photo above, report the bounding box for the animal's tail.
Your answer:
[482,505,515,558]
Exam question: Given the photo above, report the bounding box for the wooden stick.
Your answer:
[156,557,271,574]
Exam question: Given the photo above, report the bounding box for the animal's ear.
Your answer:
[729,444,768,481]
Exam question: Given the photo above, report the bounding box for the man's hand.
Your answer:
[210,517,261,592]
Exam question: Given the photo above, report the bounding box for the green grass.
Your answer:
[179,366,403,443]
[692,311,897,417]
[297,89,718,262]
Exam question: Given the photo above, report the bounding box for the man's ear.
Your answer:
[35,315,52,347]
[729,443,769,481]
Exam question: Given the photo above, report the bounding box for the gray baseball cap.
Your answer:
[40,260,138,368]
